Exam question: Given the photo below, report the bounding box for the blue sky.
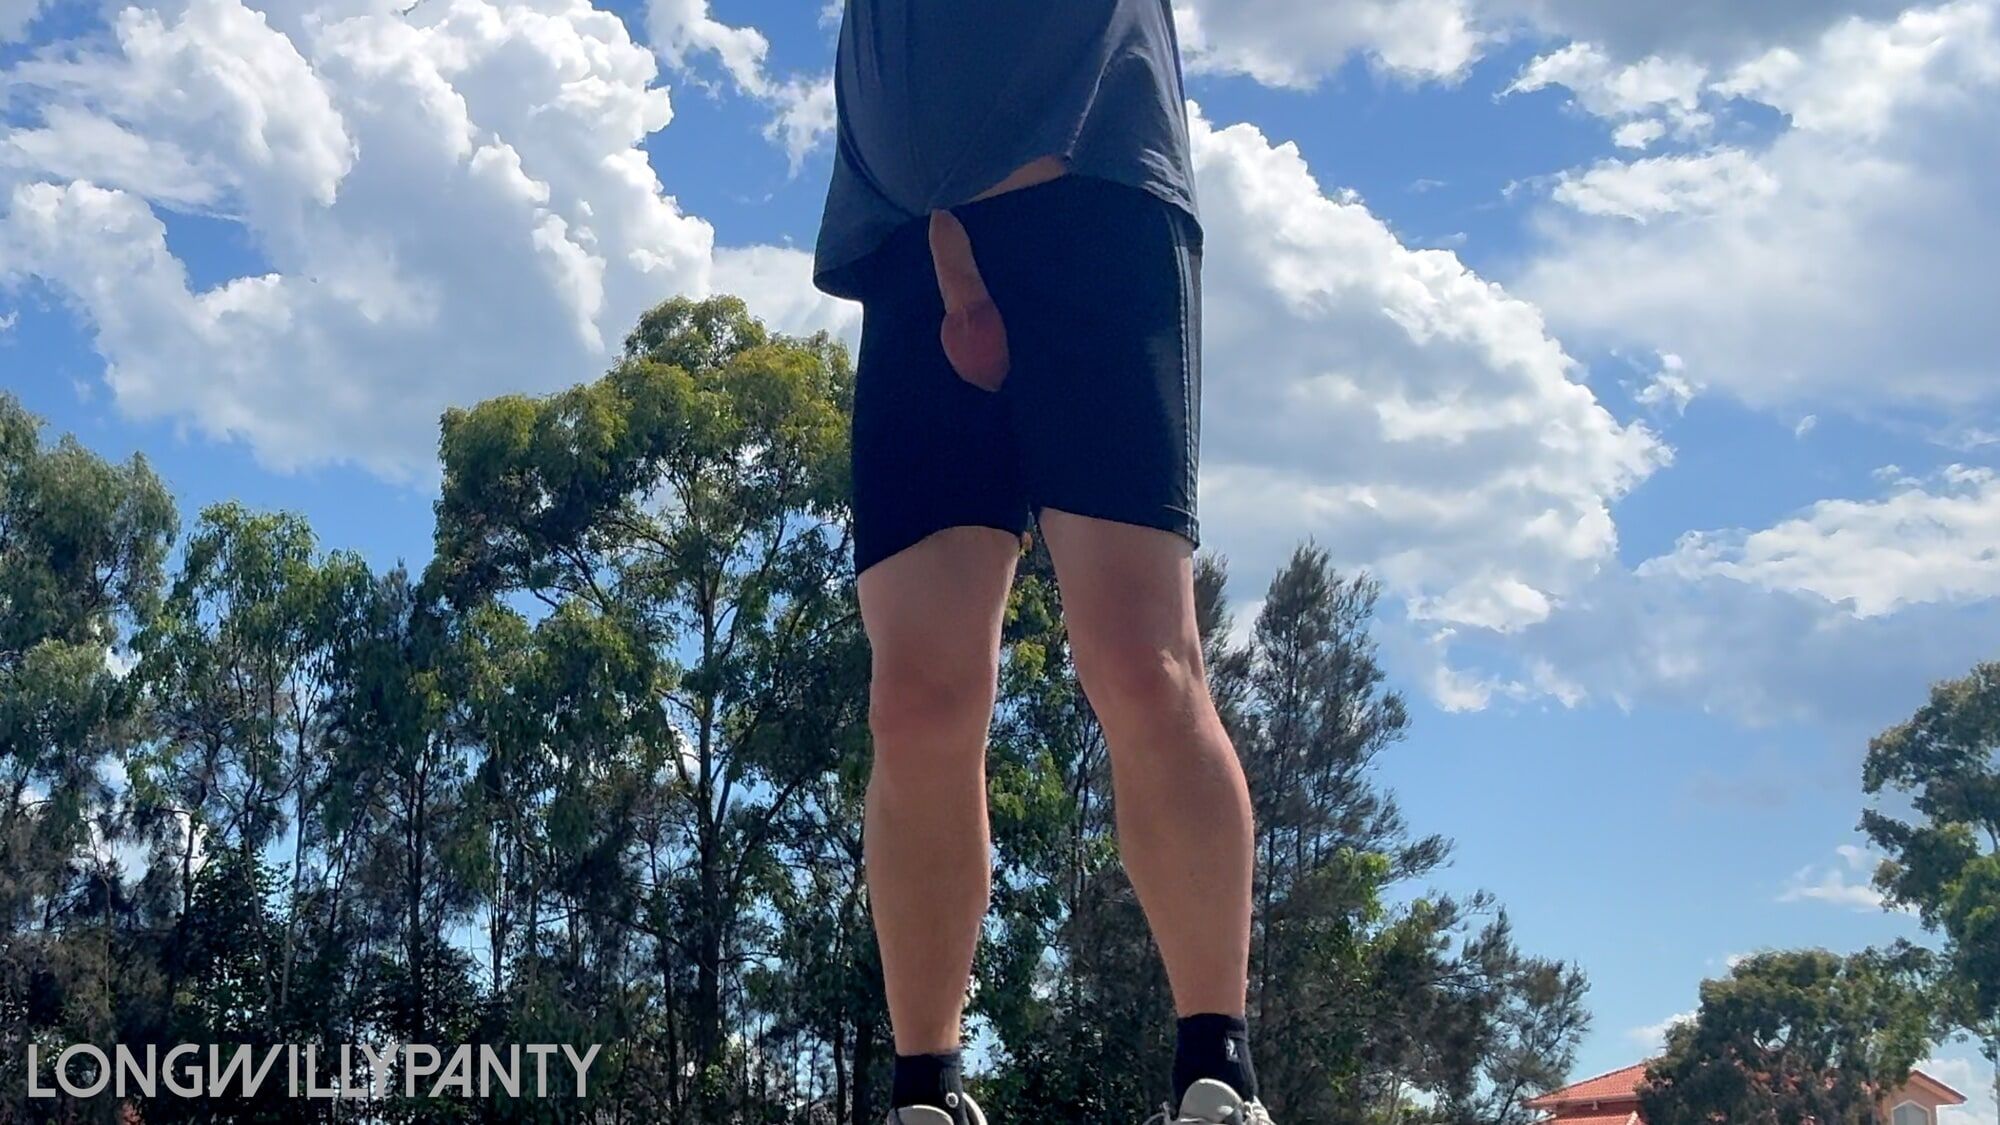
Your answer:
[5,0,2000,1111]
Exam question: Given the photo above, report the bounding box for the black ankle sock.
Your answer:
[892,1051,968,1122]
[1173,1013,1258,1107]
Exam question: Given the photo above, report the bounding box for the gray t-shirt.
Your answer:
[812,0,1202,300]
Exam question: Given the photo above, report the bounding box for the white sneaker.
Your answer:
[889,1092,987,1125]
[1145,1078,1276,1124]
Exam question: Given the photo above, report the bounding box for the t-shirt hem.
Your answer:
[812,171,1201,302]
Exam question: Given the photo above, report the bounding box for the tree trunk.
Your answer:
[181,810,198,916]
[834,1021,849,1125]
[408,770,427,1040]
[488,823,510,993]
[280,779,306,1013]
[1988,1033,2000,1125]
[853,1016,878,1125]
[696,908,723,1076]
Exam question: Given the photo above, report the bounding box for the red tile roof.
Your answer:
[1525,1059,1967,1113]
[1524,1063,1651,1110]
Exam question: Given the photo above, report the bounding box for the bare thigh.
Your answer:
[1035,508,1204,694]
[857,526,1023,724]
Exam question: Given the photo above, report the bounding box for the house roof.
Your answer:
[1525,1060,1967,1112]
[1524,1063,1651,1110]
[1900,1068,1969,1106]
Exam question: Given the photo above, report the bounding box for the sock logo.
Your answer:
[1225,1040,1238,1062]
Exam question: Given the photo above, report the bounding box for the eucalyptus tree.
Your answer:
[0,395,174,1121]
[1863,661,2000,1107]
[430,295,859,1108]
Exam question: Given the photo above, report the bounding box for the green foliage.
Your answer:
[0,300,1584,1124]
[1862,660,2000,1105]
[429,294,865,1116]
[431,294,851,608]
[976,541,1589,1124]
[1,393,176,1121]
[174,849,282,1038]
[1,392,175,926]
[1638,947,1936,1125]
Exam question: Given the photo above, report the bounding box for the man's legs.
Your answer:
[858,526,1021,1113]
[1036,508,1260,1101]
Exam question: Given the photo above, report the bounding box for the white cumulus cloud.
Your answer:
[1552,149,1780,222]
[1494,0,1915,63]
[1636,354,1701,414]
[0,0,47,43]
[1186,103,1667,635]
[1515,0,2000,416]
[1174,0,1485,85]
[1627,1010,1695,1052]
[1464,457,2000,728]
[1778,844,1898,912]
[1509,42,1713,141]
[1170,0,1922,92]
[645,0,834,170]
[1,0,720,480]
[1642,465,2000,618]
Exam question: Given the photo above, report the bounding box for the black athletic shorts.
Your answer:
[848,173,1203,576]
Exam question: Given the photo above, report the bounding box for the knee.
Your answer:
[868,652,997,771]
[1073,632,1207,727]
